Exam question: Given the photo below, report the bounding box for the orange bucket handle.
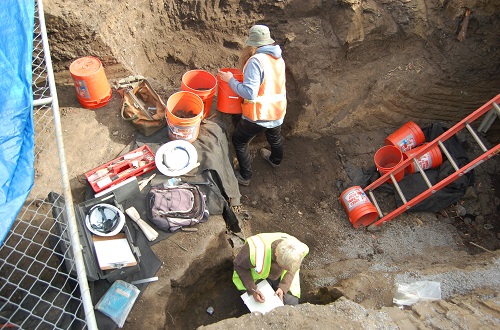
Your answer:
[218,85,240,99]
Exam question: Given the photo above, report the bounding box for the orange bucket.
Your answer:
[69,57,112,109]
[340,186,378,228]
[384,121,425,152]
[374,145,405,183]
[181,70,217,118]
[403,143,443,174]
[166,91,203,142]
[217,68,243,114]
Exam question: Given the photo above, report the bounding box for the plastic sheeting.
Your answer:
[0,0,35,244]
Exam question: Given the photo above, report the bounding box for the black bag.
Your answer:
[48,192,141,282]
[117,78,167,136]
[146,183,209,232]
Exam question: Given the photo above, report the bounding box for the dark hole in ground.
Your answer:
[302,287,344,306]
[166,259,247,329]
[165,257,339,329]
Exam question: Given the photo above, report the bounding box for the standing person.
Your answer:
[218,24,287,186]
[232,232,309,306]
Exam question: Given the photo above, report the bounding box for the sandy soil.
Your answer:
[47,80,500,329]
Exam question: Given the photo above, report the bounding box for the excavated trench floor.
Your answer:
[162,242,339,329]
[141,123,500,329]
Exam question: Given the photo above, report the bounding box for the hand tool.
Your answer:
[138,173,156,191]
[130,277,159,285]
[125,207,159,241]
[181,227,198,232]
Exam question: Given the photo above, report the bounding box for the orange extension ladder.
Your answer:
[363,93,500,229]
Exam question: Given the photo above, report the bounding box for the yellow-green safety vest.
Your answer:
[232,232,308,298]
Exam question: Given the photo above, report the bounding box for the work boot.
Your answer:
[235,172,250,186]
[260,148,280,168]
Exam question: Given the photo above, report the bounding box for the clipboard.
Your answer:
[240,280,284,314]
[51,192,141,282]
[93,233,138,270]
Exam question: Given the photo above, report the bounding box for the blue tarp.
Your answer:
[0,0,35,244]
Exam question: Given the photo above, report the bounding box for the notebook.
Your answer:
[92,233,137,270]
[95,280,140,327]
[240,280,284,314]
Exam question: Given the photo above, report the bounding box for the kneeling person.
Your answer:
[233,233,309,305]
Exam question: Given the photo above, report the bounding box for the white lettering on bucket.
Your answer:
[397,134,416,152]
[343,189,370,211]
[415,152,432,172]
[168,123,197,141]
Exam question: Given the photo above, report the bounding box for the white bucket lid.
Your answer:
[155,140,198,177]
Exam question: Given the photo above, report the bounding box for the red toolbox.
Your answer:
[85,145,156,193]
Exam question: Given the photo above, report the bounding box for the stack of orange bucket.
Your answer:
[374,121,427,183]
[374,145,405,183]
[340,121,445,228]
[166,91,204,143]
[181,70,217,119]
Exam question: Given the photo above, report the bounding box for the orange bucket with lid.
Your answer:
[69,57,112,109]
[217,68,243,114]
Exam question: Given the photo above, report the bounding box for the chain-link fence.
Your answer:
[0,1,96,329]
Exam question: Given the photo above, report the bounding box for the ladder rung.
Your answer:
[465,122,488,152]
[438,141,460,171]
[413,159,433,189]
[478,106,498,133]
[477,110,496,133]
[493,102,500,116]
[390,177,408,205]
[367,190,383,218]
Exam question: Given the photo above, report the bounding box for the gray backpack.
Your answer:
[146,183,209,232]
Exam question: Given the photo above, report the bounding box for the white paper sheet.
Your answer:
[240,280,284,314]
[93,236,137,270]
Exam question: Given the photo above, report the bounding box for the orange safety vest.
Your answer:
[241,53,286,121]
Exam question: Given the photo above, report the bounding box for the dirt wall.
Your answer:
[46,0,500,139]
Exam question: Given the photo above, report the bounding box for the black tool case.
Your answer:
[49,192,141,282]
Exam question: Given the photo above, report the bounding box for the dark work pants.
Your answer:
[232,118,283,180]
[266,278,299,306]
